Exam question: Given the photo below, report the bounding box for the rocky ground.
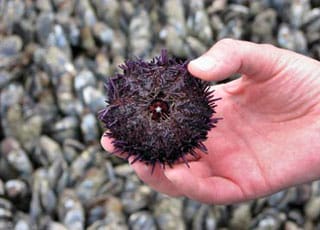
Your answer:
[1,0,320,229]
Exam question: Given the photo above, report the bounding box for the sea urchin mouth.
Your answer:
[149,99,170,121]
[98,50,221,171]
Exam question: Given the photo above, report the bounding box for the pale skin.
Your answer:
[101,39,320,205]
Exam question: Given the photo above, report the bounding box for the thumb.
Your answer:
[188,39,283,82]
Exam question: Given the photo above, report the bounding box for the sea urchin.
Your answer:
[99,50,221,171]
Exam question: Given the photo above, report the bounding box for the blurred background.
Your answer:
[0,0,320,229]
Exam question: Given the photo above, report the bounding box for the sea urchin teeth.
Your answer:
[148,99,170,122]
[155,106,162,113]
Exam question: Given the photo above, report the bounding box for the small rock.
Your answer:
[305,196,320,221]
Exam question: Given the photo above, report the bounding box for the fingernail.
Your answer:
[163,169,176,181]
[190,56,215,72]
[223,78,244,94]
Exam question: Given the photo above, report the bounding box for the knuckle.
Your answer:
[215,38,238,47]
[259,43,277,50]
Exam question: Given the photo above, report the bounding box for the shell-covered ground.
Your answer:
[0,0,320,229]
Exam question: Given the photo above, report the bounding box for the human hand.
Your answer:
[101,39,320,204]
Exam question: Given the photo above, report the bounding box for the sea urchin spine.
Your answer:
[99,50,221,172]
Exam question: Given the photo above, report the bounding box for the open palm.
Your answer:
[101,39,320,204]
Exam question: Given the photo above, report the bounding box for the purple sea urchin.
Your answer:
[99,50,221,171]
